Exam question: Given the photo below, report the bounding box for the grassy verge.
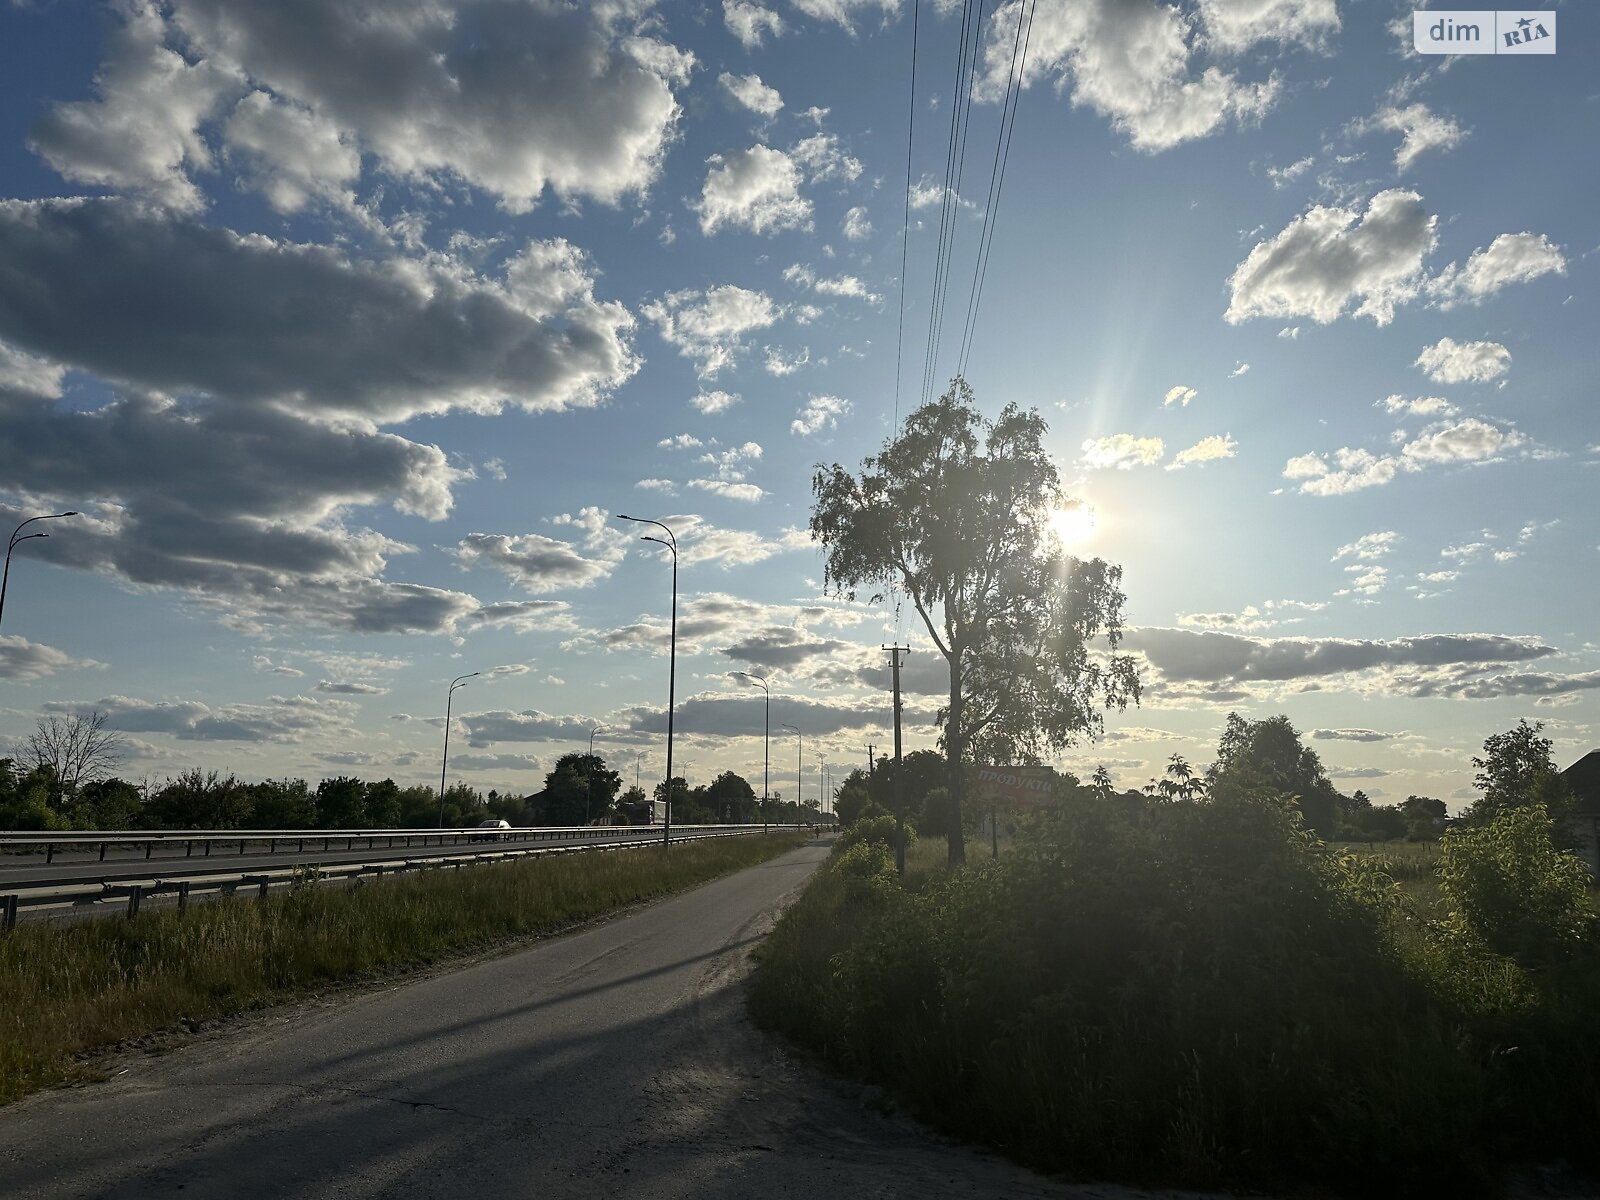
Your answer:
[751,806,1600,1197]
[0,832,804,1105]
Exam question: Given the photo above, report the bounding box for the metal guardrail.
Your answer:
[0,824,834,929]
[0,821,829,864]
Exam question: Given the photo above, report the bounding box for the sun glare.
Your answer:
[1049,504,1098,547]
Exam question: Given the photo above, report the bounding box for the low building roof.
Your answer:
[1561,751,1600,815]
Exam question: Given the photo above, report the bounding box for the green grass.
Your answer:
[0,832,804,1105]
[901,834,951,887]
[1331,837,1441,881]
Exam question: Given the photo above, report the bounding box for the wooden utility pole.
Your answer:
[883,644,910,873]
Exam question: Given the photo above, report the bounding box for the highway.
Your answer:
[0,826,743,889]
[0,836,1133,1199]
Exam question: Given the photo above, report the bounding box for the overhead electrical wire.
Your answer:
[892,0,921,436]
[919,0,986,407]
[957,0,1036,379]
[889,0,923,638]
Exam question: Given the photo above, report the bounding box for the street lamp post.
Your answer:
[1,511,79,631]
[782,724,801,827]
[438,672,479,827]
[816,753,827,816]
[587,725,605,824]
[734,671,769,832]
[618,515,678,847]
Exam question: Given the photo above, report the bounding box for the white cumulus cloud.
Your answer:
[792,395,850,436]
[695,145,813,236]
[1080,434,1165,470]
[1227,189,1437,326]
[981,0,1281,152]
[642,285,781,378]
[719,71,784,118]
[723,1,785,48]
[1414,337,1511,384]
[1430,232,1566,306]
[1167,433,1237,469]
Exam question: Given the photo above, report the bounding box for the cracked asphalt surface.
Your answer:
[2,835,1201,1199]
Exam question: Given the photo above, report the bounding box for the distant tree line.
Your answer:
[645,769,820,825]
[0,755,521,832]
[828,713,1576,846]
[0,713,787,832]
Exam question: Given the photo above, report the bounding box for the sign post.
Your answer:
[974,766,1058,857]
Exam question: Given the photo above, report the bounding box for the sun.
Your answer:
[1048,504,1098,548]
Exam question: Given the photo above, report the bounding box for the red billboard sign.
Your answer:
[974,765,1057,808]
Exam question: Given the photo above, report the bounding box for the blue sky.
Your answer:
[0,0,1594,810]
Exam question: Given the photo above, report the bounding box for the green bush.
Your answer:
[754,787,1600,1194]
[835,812,908,854]
[1437,804,1593,963]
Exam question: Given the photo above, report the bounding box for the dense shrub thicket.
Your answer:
[751,789,1600,1195]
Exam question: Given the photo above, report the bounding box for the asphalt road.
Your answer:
[0,836,1179,1200]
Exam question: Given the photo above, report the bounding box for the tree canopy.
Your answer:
[1207,713,1344,836]
[15,710,125,814]
[704,770,757,822]
[537,752,621,826]
[1469,719,1573,824]
[810,379,1139,862]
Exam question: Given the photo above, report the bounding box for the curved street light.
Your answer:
[734,671,769,832]
[438,672,479,827]
[618,515,678,846]
[587,725,606,823]
[781,723,801,828]
[1,511,79,631]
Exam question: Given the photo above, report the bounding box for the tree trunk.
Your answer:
[946,662,966,865]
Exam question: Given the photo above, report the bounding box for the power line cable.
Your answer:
[958,0,1035,378]
[890,0,923,640]
[920,0,985,407]
[892,0,921,436]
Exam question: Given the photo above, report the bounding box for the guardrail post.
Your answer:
[126,885,143,918]
[2,894,17,931]
[177,881,190,912]
[186,840,193,857]
[145,842,153,860]
[205,841,212,856]
[45,843,54,864]
[99,842,108,862]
